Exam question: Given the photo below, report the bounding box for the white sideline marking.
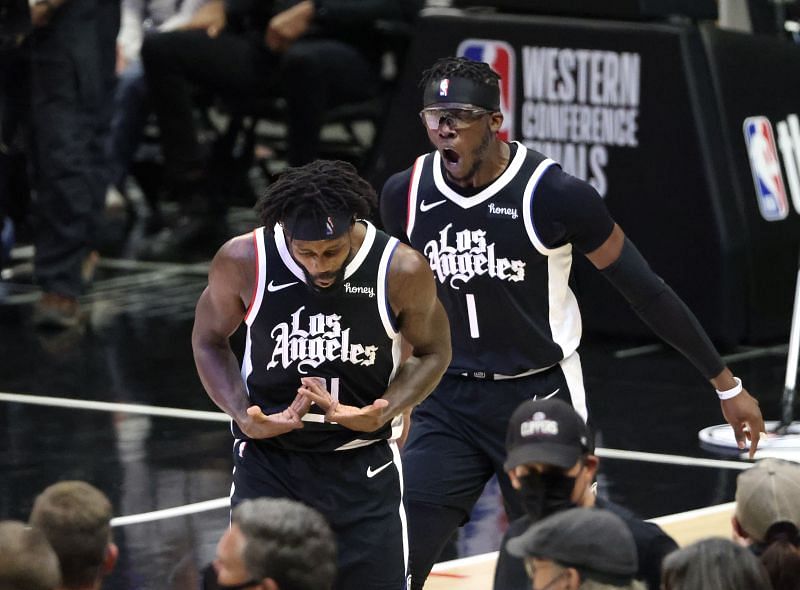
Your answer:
[649,501,735,526]
[111,497,230,527]
[431,551,499,572]
[430,502,738,575]
[613,343,663,358]
[596,448,750,471]
[0,392,754,468]
[0,391,755,531]
[0,392,230,422]
[111,500,740,543]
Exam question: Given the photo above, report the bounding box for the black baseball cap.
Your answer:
[504,398,591,472]
[507,507,638,586]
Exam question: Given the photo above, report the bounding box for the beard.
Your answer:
[300,264,348,296]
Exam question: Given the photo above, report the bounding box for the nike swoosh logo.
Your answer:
[419,199,447,212]
[267,280,298,292]
[366,460,393,478]
[532,388,560,401]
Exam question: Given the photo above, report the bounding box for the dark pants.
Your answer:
[141,28,380,178]
[107,59,149,190]
[231,439,409,590]
[277,39,379,165]
[403,358,587,590]
[29,0,119,297]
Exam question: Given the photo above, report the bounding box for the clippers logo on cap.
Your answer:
[520,411,558,437]
[743,116,789,221]
[457,39,515,141]
[439,79,449,97]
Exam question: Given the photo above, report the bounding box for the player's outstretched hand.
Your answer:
[298,377,390,432]
[238,393,311,439]
[721,388,765,459]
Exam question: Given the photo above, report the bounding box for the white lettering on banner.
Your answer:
[423,223,525,288]
[521,46,642,196]
[776,114,800,215]
[267,306,378,373]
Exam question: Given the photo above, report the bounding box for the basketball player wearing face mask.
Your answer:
[496,399,678,590]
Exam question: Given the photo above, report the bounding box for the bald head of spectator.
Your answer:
[0,520,61,590]
[29,481,117,590]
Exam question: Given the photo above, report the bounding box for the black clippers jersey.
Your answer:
[238,220,402,452]
[406,143,581,375]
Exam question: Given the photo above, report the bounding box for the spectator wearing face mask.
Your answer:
[507,507,647,590]
[494,398,678,590]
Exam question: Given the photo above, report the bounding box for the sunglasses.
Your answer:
[419,107,492,130]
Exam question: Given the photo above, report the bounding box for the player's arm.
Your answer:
[192,236,310,438]
[382,244,451,416]
[586,225,763,457]
[535,168,764,457]
[299,244,451,431]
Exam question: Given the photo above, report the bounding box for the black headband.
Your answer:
[423,76,500,110]
[282,210,353,241]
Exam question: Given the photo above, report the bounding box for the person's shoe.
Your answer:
[136,216,228,262]
[32,292,82,329]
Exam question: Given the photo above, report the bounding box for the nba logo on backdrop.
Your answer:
[743,116,790,221]
[456,39,515,141]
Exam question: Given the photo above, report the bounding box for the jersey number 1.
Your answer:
[466,294,480,339]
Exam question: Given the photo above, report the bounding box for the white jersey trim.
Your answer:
[241,229,266,402]
[377,238,403,386]
[244,228,267,327]
[522,158,557,256]
[390,440,410,578]
[547,249,582,358]
[521,159,582,358]
[273,220,377,282]
[560,352,588,422]
[406,155,426,239]
[378,238,401,339]
[431,141,528,209]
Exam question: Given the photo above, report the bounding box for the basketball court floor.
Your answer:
[1,205,797,589]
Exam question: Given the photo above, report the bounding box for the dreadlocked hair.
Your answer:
[255,160,378,229]
[419,56,500,89]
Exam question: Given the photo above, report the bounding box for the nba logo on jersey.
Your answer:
[456,39,515,141]
[743,116,789,221]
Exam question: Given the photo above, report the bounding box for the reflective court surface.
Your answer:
[1,222,797,589]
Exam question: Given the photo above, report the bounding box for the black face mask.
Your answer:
[517,469,578,521]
